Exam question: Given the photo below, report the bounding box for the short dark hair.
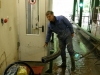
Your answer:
[46,11,54,16]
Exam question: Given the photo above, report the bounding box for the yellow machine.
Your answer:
[3,62,34,75]
[17,66,28,75]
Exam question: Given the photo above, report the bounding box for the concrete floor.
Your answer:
[25,24,100,75]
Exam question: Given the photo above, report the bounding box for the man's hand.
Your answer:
[44,42,48,47]
[71,33,74,38]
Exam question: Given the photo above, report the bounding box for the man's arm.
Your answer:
[62,16,74,34]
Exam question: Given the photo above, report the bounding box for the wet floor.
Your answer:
[51,25,100,75]
[25,24,100,75]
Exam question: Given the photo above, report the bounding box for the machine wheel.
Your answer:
[3,61,34,75]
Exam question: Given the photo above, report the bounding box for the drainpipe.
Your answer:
[72,0,77,21]
[78,0,83,27]
[94,0,99,23]
[90,0,94,25]
[94,0,99,7]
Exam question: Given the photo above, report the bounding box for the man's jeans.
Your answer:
[59,33,74,57]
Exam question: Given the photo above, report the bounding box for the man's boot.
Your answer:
[70,56,75,71]
[58,56,66,67]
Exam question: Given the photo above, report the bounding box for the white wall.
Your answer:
[0,0,18,74]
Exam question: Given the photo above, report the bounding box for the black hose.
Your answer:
[3,61,34,75]
[42,50,61,63]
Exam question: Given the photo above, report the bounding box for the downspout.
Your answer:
[72,0,77,21]
[78,0,83,27]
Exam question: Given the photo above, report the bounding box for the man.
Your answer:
[44,11,75,71]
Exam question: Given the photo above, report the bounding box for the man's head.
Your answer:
[46,11,55,21]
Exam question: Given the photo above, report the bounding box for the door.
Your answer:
[17,0,47,61]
